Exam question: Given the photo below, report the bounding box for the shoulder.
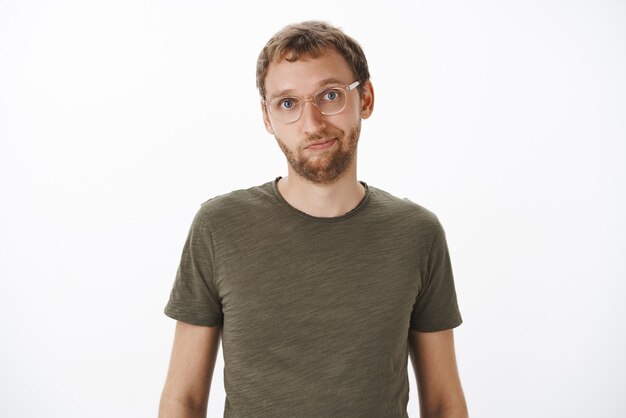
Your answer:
[192,181,275,226]
[368,185,444,234]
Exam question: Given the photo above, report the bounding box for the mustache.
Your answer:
[305,129,345,143]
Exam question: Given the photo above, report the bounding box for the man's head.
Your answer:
[256,21,370,100]
[257,21,374,185]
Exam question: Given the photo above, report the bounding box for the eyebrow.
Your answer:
[267,78,345,100]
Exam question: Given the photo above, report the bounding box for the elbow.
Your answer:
[421,401,469,418]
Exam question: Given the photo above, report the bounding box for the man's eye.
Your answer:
[279,99,295,110]
[323,90,339,101]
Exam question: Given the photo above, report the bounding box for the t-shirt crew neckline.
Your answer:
[270,176,371,223]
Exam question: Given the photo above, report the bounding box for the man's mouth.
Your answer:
[306,139,336,150]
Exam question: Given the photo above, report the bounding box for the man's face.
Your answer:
[262,49,373,184]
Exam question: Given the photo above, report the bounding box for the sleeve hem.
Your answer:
[164,304,223,327]
[410,315,463,333]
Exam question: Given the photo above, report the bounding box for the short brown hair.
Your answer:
[256,21,370,99]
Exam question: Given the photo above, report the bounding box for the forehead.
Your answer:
[264,49,355,98]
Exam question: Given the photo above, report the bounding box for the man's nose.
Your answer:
[299,100,326,135]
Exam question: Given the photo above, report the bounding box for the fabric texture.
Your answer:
[165,176,462,417]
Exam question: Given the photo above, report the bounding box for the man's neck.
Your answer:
[276,171,366,218]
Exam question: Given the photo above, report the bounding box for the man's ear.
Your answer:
[360,80,375,120]
[261,99,275,135]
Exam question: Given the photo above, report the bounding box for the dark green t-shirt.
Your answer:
[165,176,462,417]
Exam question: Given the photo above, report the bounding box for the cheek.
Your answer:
[335,107,360,127]
[345,99,362,119]
[273,126,298,144]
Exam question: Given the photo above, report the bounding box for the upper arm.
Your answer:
[408,328,468,417]
[160,321,222,416]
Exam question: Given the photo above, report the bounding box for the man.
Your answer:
[159,21,468,418]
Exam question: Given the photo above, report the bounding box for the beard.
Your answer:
[275,122,361,185]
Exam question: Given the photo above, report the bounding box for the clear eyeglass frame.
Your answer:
[265,80,360,124]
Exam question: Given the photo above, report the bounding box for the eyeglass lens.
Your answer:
[269,87,348,123]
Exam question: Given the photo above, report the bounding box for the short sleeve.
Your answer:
[410,219,462,332]
[164,207,224,327]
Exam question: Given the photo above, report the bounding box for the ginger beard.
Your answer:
[275,122,361,185]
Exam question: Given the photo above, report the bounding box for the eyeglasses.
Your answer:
[265,81,360,124]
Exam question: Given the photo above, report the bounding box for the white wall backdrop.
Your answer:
[1,1,624,417]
